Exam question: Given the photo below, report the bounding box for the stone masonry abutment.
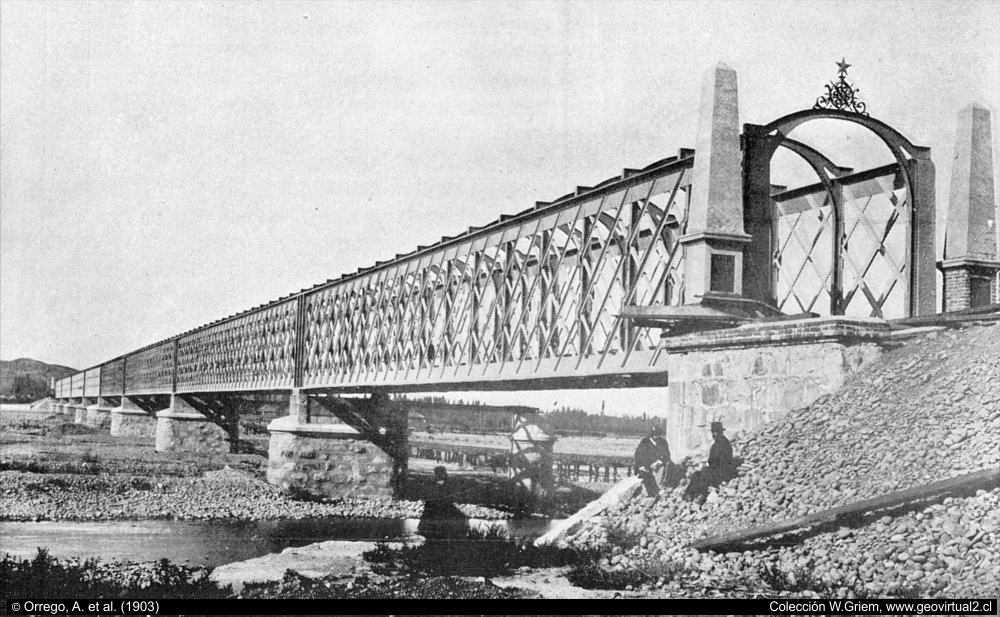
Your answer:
[662,316,889,457]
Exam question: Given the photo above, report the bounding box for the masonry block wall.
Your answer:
[662,318,888,458]
[266,418,394,499]
[110,410,157,439]
[155,414,230,454]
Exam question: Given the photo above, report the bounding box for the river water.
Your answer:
[0,517,559,568]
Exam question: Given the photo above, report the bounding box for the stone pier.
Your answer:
[155,395,230,454]
[73,398,92,424]
[85,397,116,429]
[265,390,403,499]
[110,397,157,439]
[663,317,888,457]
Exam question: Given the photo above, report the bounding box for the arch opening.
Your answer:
[742,109,935,319]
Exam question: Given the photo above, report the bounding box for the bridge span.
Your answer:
[52,62,998,499]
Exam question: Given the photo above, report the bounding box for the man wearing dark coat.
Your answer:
[634,424,671,497]
[684,421,738,502]
[707,421,736,480]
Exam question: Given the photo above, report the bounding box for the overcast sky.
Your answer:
[2,0,998,414]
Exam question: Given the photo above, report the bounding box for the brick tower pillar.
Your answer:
[939,103,1000,311]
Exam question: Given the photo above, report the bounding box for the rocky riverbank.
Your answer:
[562,323,1000,597]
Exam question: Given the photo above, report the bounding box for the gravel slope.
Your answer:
[564,323,1000,597]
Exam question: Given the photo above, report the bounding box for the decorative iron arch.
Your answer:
[742,108,937,318]
[756,108,930,163]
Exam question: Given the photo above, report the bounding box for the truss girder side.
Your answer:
[57,155,694,397]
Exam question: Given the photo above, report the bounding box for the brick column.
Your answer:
[938,103,1000,311]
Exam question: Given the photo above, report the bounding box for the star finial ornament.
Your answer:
[814,58,868,115]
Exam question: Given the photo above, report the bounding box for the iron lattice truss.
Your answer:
[772,165,910,318]
[64,154,695,397]
[55,138,922,398]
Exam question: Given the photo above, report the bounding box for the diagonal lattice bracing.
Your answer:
[773,191,835,314]
[840,176,909,318]
[771,167,910,320]
[64,154,707,395]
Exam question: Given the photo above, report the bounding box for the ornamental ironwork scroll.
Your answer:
[814,58,868,116]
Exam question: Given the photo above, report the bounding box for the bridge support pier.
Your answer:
[86,397,116,429]
[509,410,555,503]
[55,399,71,416]
[663,317,889,457]
[265,390,402,499]
[155,395,231,454]
[110,397,157,439]
[73,398,92,424]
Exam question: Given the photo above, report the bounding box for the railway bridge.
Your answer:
[52,62,999,498]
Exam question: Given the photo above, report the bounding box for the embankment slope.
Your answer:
[565,323,1000,596]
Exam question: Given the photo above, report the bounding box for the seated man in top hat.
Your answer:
[684,421,738,502]
[634,424,671,497]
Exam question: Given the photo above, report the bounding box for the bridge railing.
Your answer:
[57,151,695,397]
[100,358,124,397]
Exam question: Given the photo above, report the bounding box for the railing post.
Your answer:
[580,217,593,355]
[294,294,307,388]
[832,179,845,314]
[171,339,179,394]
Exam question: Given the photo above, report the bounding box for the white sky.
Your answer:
[2,0,998,415]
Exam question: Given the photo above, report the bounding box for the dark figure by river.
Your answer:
[684,421,738,502]
[634,424,671,497]
[418,466,468,540]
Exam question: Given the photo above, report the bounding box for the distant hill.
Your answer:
[0,358,76,401]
